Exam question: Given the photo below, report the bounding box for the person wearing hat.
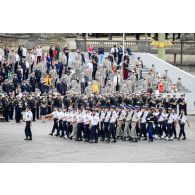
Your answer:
[116,106,125,139]
[107,105,117,143]
[129,107,140,142]
[138,106,148,140]
[102,106,111,141]
[122,106,131,141]
[24,106,33,141]
[145,107,156,142]
[69,108,78,140]
[45,107,60,136]
[177,109,190,140]
[165,108,175,141]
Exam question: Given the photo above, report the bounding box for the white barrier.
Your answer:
[131,52,195,111]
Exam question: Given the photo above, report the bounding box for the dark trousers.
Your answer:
[140,123,147,138]
[31,62,34,73]
[36,107,39,119]
[52,118,59,134]
[83,124,90,140]
[108,123,116,140]
[179,123,186,138]
[102,122,109,139]
[24,121,32,139]
[9,108,14,120]
[66,54,69,66]
[90,125,98,141]
[3,110,9,122]
[166,123,172,137]
[37,56,41,64]
[63,121,67,137]
[92,69,97,80]
[76,123,83,139]
[66,122,72,137]
[172,123,177,137]
[147,123,154,141]
[59,120,64,136]
[31,108,36,121]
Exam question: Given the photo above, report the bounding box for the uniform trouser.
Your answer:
[157,122,166,136]
[140,123,147,138]
[166,123,172,137]
[123,121,131,137]
[102,122,109,139]
[3,110,9,122]
[25,121,32,139]
[9,108,14,120]
[172,122,177,137]
[76,123,83,139]
[98,122,104,137]
[70,123,77,138]
[83,124,90,139]
[179,123,186,138]
[108,123,116,140]
[116,121,124,137]
[66,122,72,137]
[32,109,36,121]
[147,123,154,141]
[130,122,137,139]
[36,107,39,119]
[59,120,63,136]
[52,118,59,134]
[90,125,98,141]
[62,121,67,136]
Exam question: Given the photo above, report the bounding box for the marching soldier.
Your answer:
[177,109,190,140]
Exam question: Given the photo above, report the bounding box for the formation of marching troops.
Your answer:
[0,91,189,142]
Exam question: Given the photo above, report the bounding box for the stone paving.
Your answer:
[0,117,195,163]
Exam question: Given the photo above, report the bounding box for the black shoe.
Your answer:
[95,140,98,143]
[24,138,28,141]
[69,136,73,140]
[79,138,83,141]
[112,140,117,143]
[84,139,89,142]
[177,137,180,141]
[122,138,126,141]
[28,138,32,141]
[75,138,79,141]
[49,133,53,136]
[181,137,186,140]
[54,134,59,137]
[106,139,110,143]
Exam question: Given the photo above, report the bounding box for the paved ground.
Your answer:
[0,117,195,163]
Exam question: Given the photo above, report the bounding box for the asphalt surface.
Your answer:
[0,117,195,163]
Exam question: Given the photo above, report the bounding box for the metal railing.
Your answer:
[75,39,195,54]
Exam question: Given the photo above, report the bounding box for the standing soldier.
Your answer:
[24,107,33,141]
